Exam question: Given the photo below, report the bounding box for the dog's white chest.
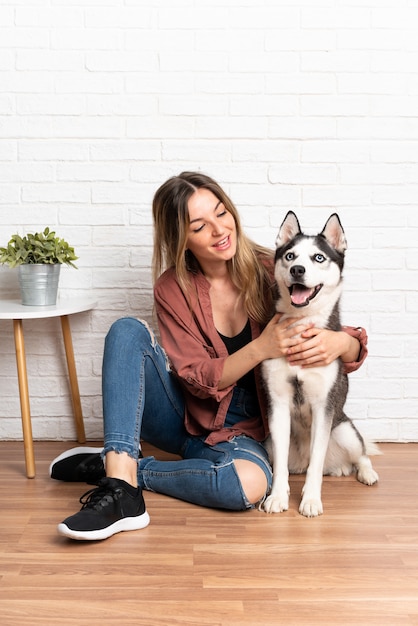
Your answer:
[262,357,338,403]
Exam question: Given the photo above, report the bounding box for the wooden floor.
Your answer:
[0,441,417,626]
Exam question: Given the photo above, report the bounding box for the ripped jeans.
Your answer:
[102,317,272,510]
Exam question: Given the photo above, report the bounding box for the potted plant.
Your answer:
[0,227,78,305]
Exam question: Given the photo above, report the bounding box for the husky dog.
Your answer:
[261,211,379,518]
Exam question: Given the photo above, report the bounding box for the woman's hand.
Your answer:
[287,327,360,368]
[255,313,313,361]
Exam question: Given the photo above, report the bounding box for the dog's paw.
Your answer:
[299,497,323,518]
[356,456,379,486]
[357,467,379,486]
[262,494,289,514]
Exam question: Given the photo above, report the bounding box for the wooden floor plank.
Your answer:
[0,441,417,626]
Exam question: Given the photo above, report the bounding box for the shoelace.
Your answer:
[79,480,122,512]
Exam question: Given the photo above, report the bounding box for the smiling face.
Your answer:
[274,211,346,312]
[186,188,237,274]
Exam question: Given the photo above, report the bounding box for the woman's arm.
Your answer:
[217,313,312,389]
[219,319,368,389]
[286,325,368,373]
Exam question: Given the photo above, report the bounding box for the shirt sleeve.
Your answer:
[341,326,368,374]
[154,274,233,403]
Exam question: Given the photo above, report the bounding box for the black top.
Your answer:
[217,319,257,395]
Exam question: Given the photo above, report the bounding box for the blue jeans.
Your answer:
[102,317,272,510]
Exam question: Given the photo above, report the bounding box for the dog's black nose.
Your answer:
[290,265,305,279]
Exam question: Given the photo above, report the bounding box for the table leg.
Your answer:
[60,315,86,443]
[13,319,35,479]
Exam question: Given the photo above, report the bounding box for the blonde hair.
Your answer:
[152,171,274,324]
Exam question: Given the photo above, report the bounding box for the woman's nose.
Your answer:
[210,222,223,236]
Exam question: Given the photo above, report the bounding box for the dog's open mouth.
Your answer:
[289,284,323,307]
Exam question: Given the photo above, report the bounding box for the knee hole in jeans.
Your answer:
[234,459,268,505]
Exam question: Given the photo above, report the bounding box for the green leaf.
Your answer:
[0,227,78,268]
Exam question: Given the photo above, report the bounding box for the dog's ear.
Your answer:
[276,211,301,247]
[321,213,347,253]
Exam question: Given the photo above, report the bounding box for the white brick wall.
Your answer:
[0,0,417,443]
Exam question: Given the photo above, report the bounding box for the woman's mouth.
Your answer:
[213,236,230,250]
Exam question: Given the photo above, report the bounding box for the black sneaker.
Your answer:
[57,477,150,541]
[49,447,105,484]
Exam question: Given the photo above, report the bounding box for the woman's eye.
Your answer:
[193,224,205,233]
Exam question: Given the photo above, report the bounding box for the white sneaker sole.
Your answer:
[57,511,150,541]
[49,446,103,477]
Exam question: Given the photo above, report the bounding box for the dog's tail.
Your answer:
[365,440,383,456]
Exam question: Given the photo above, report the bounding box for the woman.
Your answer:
[51,172,367,541]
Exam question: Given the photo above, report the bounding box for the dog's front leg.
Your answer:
[262,400,291,514]
[299,410,332,518]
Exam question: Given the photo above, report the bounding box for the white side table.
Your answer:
[0,297,97,478]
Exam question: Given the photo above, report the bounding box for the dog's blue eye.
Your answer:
[314,254,326,263]
[285,252,295,261]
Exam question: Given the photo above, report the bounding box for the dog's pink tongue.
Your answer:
[291,285,313,305]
